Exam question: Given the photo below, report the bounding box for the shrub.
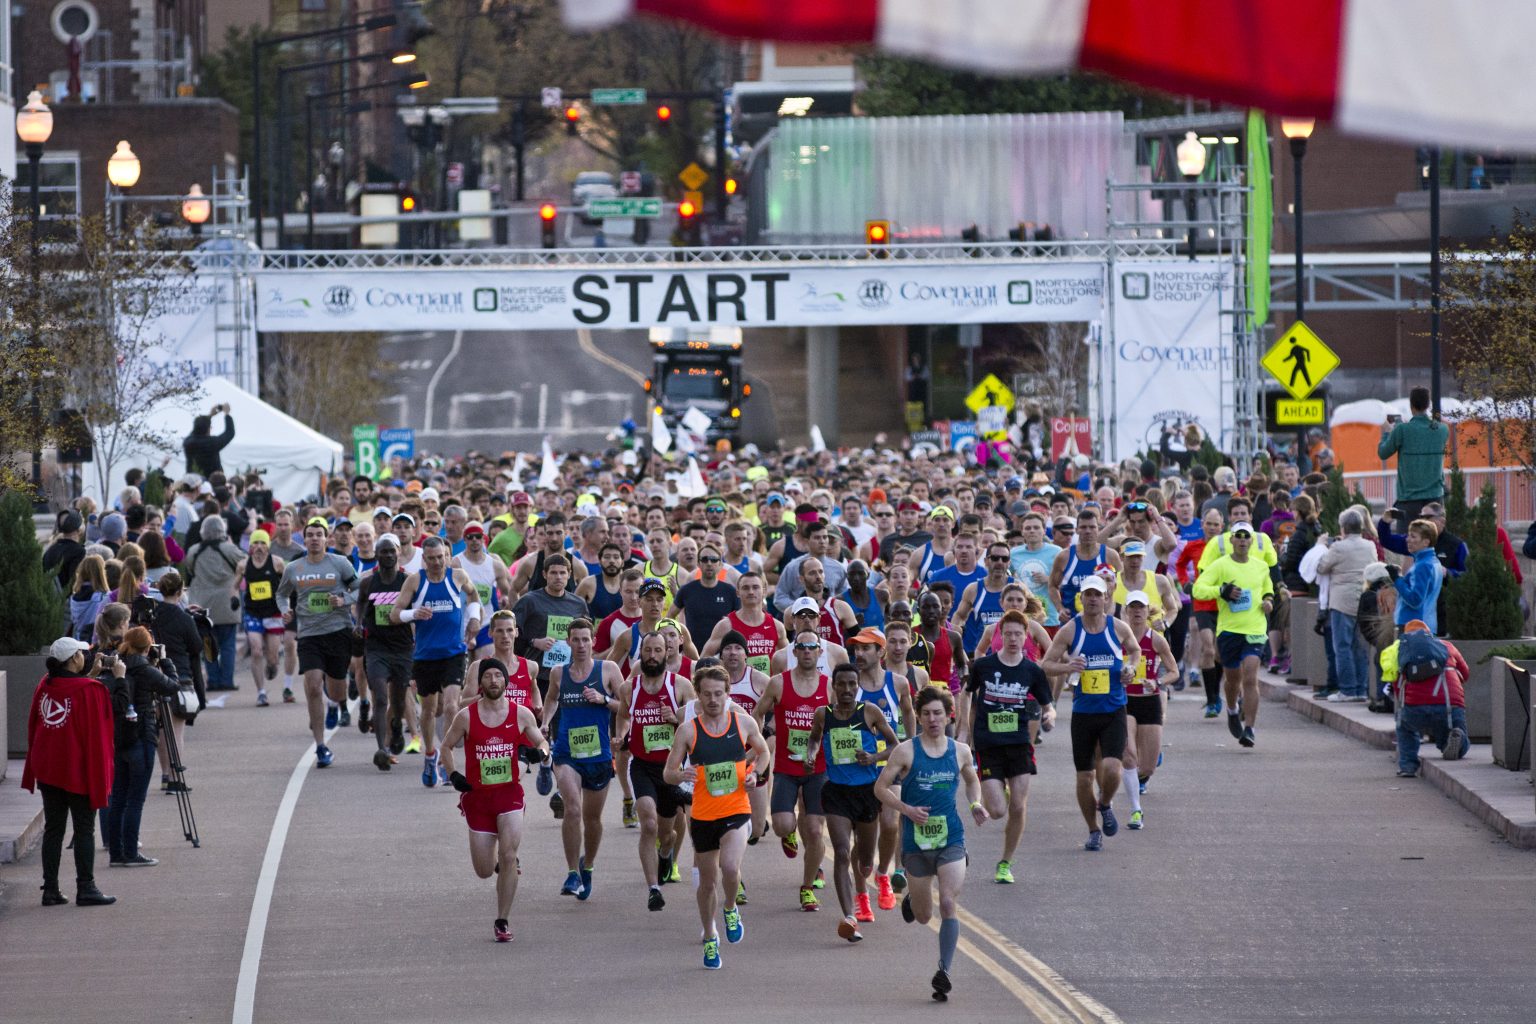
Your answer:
[1444,484,1524,641]
[0,489,66,655]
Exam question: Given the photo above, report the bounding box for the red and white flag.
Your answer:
[565,0,1536,150]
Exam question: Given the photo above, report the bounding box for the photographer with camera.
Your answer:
[183,402,236,478]
[105,626,183,867]
[143,571,207,792]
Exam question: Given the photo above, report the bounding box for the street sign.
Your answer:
[380,428,415,469]
[1275,398,1326,425]
[1261,321,1340,401]
[587,196,662,218]
[620,171,642,194]
[540,87,563,109]
[678,161,709,192]
[1051,417,1092,461]
[964,372,1015,414]
[353,425,380,479]
[948,421,979,452]
[592,87,646,105]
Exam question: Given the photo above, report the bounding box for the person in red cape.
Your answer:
[21,637,119,907]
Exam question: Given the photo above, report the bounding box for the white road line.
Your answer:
[232,729,335,1024]
[422,329,463,432]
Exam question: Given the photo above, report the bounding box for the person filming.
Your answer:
[105,627,183,867]
[183,402,235,478]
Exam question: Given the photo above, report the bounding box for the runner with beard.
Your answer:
[576,542,629,623]
[607,578,672,828]
[356,534,413,770]
[847,628,913,911]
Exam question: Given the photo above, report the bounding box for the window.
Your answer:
[16,152,82,228]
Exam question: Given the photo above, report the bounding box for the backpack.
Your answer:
[1398,630,1448,683]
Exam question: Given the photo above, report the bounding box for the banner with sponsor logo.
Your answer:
[253,263,1105,332]
[1109,260,1232,461]
[133,275,258,389]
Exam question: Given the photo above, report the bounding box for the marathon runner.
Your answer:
[973,584,1052,664]
[453,521,513,658]
[440,657,550,943]
[662,665,770,970]
[716,629,772,842]
[908,505,957,583]
[604,576,673,828]
[950,540,1015,654]
[276,516,360,768]
[963,610,1055,881]
[771,597,848,675]
[593,567,643,655]
[355,533,413,769]
[753,629,830,911]
[1040,575,1141,851]
[511,552,588,818]
[463,611,543,718]
[702,571,786,674]
[1050,509,1123,619]
[236,528,286,707]
[875,685,988,1002]
[1120,591,1178,827]
[910,591,966,708]
[847,627,914,910]
[575,542,629,623]
[804,662,898,941]
[1192,523,1275,749]
[267,508,304,700]
[539,617,622,900]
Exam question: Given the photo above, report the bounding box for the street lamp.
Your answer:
[1281,117,1316,464]
[182,183,212,236]
[107,140,142,188]
[15,90,53,498]
[1176,131,1207,260]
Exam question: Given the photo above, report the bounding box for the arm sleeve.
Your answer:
[215,416,236,451]
[341,560,361,601]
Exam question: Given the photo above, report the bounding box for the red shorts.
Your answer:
[1045,624,1062,639]
[459,784,525,834]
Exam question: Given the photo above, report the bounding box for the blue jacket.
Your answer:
[1376,517,1467,577]
[1393,548,1443,633]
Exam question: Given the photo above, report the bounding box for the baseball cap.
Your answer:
[1008,500,1029,517]
[1079,575,1108,594]
[1005,476,1024,490]
[745,466,770,482]
[639,577,668,597]
[250,529,272,544]
[849,627,886,647]
[1124,589,1150,606]
[509,491,532,506]
[763,492,785,507]
[928,505,955,520]
[306,516,330,530]
[374,533,400,550]
[50,636,92,662]
[392,512,416,525]
[784,479,805,493]
[788,596,819,616]
[420,487,440,502]
[1122,540,1146,557]
[704,498,727,512]
[463,522,485,537]
[1230,522,1255,537]
[405,480,423,494]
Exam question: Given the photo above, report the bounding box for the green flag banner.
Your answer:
[1245,108,1272,332]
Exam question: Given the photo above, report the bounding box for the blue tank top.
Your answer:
[588,577,624,620]
[929,562,985,601]
[729,554,750,575]
[858,671,906,741]
[1068,614,1127,714]
[822,703,881,787]
[841,587,885,632]
[900,737,964,854]
[553,659,611,761]
[963,580,1009,653]
[1060,544,1108,614]
[413,569,467,661]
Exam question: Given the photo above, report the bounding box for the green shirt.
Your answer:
[489,527,525,566]
[1377,414,1449,501]
[1192,554,1274,637]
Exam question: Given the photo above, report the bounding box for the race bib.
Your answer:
[542,640,571,669]
[1245,633,1268,645]
[642,722,674,753]
[305,590,333,614]
[567,724,601,759]
[988,710,1020,733]
[704,761,738,797]
[375,604,392,626]
[786,728,811,762]
[546,615,574,641]
[828,726,860,765]
[914,816,949,851]
[475,583,493,605]
[747,654,771,675]
[1080,669,1110,695]
[248,580,272,602]
[478,755,513,785]
[1228,588,1253,613]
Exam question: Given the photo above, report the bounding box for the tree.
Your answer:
[1318,468,1351,534]
[1444,485,1524,641]
[855,60,1181,119]
[262,332,396,443]
[0,182,61,497]
[1442,211,1536,475]
[0,489,66,654]
[1444,465,1470,538]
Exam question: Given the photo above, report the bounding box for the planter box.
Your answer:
[2,656,48,759]
[1289,596,1324,686]
[1491,657,1535,771]
[1448,638,1536,745]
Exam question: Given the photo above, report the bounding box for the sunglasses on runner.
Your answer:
[699,556,721,564]
[793,642,820,651]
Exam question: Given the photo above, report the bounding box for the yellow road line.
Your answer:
[923,919,1073,1024]
[576,327,646,386]
[956,906,1126,1024]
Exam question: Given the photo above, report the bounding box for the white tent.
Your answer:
[88,376,343,507]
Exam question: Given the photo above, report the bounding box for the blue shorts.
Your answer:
[554,757,614,792]
[1217,631,1267,669]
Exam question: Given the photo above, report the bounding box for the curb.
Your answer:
[1260,674,1536,849]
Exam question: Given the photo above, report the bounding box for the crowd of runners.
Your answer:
[210,444,1321,998]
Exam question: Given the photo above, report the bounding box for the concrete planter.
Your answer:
[1490,657,1535,771]
[1448,639,1536,744]
[2,656,48,759]
[1288,596,1325,688]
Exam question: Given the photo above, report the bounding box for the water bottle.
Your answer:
[125,703,138,723]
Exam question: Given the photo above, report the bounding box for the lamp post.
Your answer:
[182,183,212,238]
[106,140,141,234]
[1175,130,1207,260]
[1281,117,1316,464]
[15,90,53,497]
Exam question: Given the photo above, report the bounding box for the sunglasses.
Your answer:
[793,643,820,651]
[699,556,720,564]
[876,512,895,518]
[1055,525,1075,533]
[987,554,1010,562]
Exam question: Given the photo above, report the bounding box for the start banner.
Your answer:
[253,262,1105,332]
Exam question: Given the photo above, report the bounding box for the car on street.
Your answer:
[572,171,618,223]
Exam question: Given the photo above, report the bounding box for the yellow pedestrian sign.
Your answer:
[678,162,709,192]
[964,373,1015,414]
[1262,321,1339,400]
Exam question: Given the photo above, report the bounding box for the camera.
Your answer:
[98,653,119,669]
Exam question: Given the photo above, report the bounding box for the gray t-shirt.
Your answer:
[269,537,305,563]
[277,552,360,638]
[511,588,590,682]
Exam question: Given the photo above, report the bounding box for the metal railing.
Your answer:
[1343,466,1535,525]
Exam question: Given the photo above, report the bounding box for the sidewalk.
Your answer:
[0,761,43,864]
[1259,672,1536,849]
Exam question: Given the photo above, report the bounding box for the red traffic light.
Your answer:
[564,105,580,123]
[725,177,738,196]
[401,194,417,212]
[539,203,557,221]
[866,220,889,244]
[678,200,697,219]
[656,104,672,121]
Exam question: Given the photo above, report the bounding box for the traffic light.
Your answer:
[564,105,580,136]
[400,190,418,213]
[677,199,701,247]
[865,219,890,257]
[725,177,738,196]
[540,203,557,248]
[655,104,672,124]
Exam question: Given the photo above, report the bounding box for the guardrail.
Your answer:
[1343,466,1534,524]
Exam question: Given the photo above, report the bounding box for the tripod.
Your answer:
[156,693,201,848]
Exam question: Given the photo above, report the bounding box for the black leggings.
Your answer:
[40,782,96,891]
[1203,666,1224,705]
[1166,602,1191,666]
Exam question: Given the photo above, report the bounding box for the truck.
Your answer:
[643,327,749,446]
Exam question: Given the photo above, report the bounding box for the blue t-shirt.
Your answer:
[1010,542,1062,626]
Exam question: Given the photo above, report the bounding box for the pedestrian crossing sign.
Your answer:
[1261,321,1339,401]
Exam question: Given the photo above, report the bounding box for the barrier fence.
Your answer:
[1343,466,1534,525]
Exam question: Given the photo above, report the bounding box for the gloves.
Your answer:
[519,747,546,765]
[1219,583,1241,604]
[448,771,473,793]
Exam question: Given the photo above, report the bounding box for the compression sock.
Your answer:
[939,918,960,972]
[1123,768,1142,812]
[1202,667,1222,705]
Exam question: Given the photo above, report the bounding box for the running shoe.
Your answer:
[577,857,593,901]
[1139,779,1148,795]
[931,968,952,1002]
[1099,803,1119,837]
[494,919,512,943]
[1084,830,1103,852]
[405,736,422,754]
[358,700,371,733]
[1128,810,1144,830]
[256,689,269,707]
[560,871,582,896]
[551,791,565,819]
[837,917,863,942]
[266,662,277,681]
[723,906,744,943]
[1277,655,1292,675]
[876,873,896,910]
[891,869,908,894]
[622,798,638,828]
[666,859,681,883]
[338,705,351,728]
[736,879,748,905]
[438,762,450,786]
[1203,701,1221,719]
[373,749,394,772]
[901,894,915,923]
[1226,709,1243,739]
[703,937,722,970]
[389,724,406,755]
[325,703,339,730]
[315,744,333,768]
[536,761,554,796]
[1239,725,1256,748]
[854,893,875,923]
[282,687,295,704]
[648,887,665,912]
[1156,751,1163,768]
[994,860,1014,884]
[781,830,800,859]
[421,752,439,788]
[658,853,673,885]
[348,678,359,701]
[799,886,819,912]
[813,866,826,890]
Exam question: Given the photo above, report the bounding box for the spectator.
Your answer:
[43,510,87,596]
[22,637,119,907]
[183,403,235,477]
[1357,562,1399,710]
[1377,501,1467,578]
[1281,493,1322,594]
[182,515,243,691]
[1384,622,1470,776]
[144,571,205,791]
[104,626,180,867]
[1315,511,1378,702]
[1393,520,1445,634]
[98,512,126,555]
[1377,387,1449,522]
[69,554,111,641]
[1201,466,1237,520]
